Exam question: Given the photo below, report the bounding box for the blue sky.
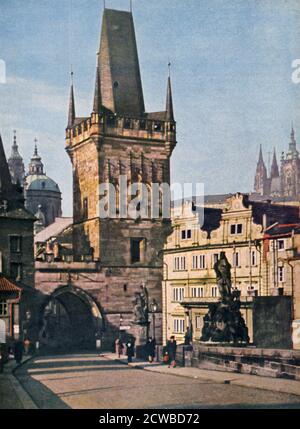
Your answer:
[0,0,300,215]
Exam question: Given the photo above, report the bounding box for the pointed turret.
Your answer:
[93,58,102,114]
[165,72,174,122]
[270,148,279,179]
[8,131,25,186]
[67,72,76,129]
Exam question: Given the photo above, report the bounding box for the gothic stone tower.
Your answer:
[64,8,176,346]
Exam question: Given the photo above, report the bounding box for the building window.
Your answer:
[10,235,21,253]
[174,256,186,271]
[250,250,257,266]
[181,229,191,240]
[232,251,240,268]
[278,266,285,283]
[195,316,202,330]
[173,287,185,302]
[230,224,243,235]
[212,286,218,297]
[278,239,285,251]
[0,300,8,316]
[192,255,206,269]
[83,197,88,220]
[130,238,143,264]
[180,256,186,270]
[10,263,22,281]
[191,287,204,298]
[173,318,185,334]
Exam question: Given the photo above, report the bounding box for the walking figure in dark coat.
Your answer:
[126,340,135,364]
[166,336,177,368]
[145,337,156,363]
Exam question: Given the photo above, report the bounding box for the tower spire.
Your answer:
[93,53,102,113]
[10,130,22,159]
[165,63,174,122]
[270,148,279,179]
[254,145,267,195]
[67,69,76,129]
[258,144,264,163]
[289,123,297,154]
[8,130,25,186]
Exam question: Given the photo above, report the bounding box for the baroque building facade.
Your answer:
[162,193,299,346]
[254,125,300,200]
[34,7,176,351]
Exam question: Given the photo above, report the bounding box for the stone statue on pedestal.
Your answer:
[201,252,249,344]
[133,284,149,325]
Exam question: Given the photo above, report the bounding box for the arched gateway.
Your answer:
[39,285,103,352]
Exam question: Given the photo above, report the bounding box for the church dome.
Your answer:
[26,174,61,193]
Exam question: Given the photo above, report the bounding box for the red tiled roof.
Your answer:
[0,275,22,293]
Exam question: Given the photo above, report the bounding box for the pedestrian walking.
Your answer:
[145,337,156,363]
[115,338,124,358]
[14,340,23,365]
[166,336,177,368]
[126,340,134,364]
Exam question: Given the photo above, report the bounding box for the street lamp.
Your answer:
[150,299,158,341]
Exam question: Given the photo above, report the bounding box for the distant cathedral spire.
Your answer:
[165,64,174,122]
[67,70,76,129]
[254,145,267,195]
[270,148,279,179]
[289,122,297,152]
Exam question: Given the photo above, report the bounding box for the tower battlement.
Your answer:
[66,112,176,151]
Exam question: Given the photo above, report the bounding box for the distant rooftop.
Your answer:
[35,217,73,243]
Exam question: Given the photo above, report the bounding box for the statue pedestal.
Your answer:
[131,323,149,346]
[131,323,149,358]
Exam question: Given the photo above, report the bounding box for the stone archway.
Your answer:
[39,285,103,352]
